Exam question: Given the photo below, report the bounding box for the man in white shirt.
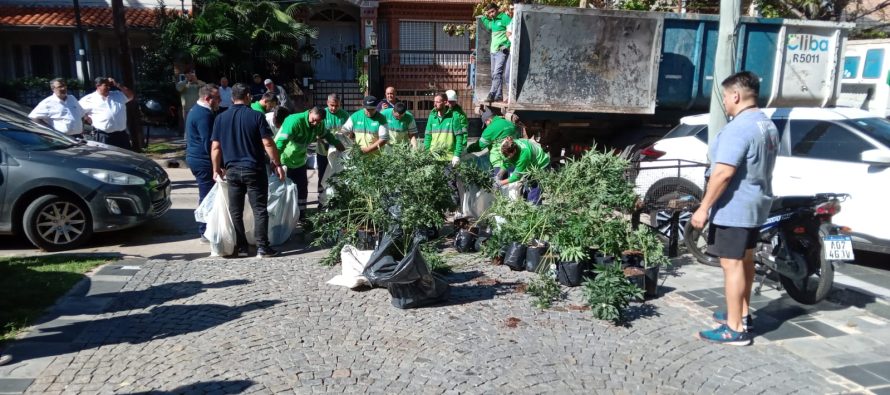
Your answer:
[218,76,233,111]
[79,76,135,150]
[263,79,289,110]
[28,78,86,139]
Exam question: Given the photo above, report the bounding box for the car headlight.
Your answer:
[77,168,146,185]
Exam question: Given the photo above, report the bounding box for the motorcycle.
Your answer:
[684,193,853,305]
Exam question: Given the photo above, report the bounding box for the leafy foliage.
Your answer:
[628,227,669,268]
[528,272,562,308]
[583,263,644,323]
[311,144,457,264]
[421,242,454,274]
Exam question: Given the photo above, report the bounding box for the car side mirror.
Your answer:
[861,149,890,165]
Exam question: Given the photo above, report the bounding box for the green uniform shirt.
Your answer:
[467,116,518,169]
[250,101,264,113]
[451,104,468,136]
[423,108,467,160]
[380,108,418,145]
[275,111,340,169]
[503,138,550,183]
[482,12,512,52]
[318,108,349,157]
[342,109,388,150]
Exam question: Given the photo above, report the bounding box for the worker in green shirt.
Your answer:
[499,136,550,204]
[317,93,349,193]
[341,96,389,154]
[481,2,512,102]
[424,93,466,166]
[251,92,278,114]
[381,102,418,148]
[468,109,519,179]
[275,107,345,221]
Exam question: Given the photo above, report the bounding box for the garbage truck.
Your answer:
[474,4,855,156]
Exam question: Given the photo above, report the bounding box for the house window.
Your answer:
[30,45,54,78]
[398,21,470,65]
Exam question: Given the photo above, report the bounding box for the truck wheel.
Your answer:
[22,194,93,251]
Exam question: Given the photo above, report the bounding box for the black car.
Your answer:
[0,106,171,251]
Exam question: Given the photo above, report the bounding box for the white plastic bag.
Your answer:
[326,245,373,288]
[203,181,235,257]
[266,176,300,246]
[320,133,353,206]
[460,184,496,219]
[194,183,219,223]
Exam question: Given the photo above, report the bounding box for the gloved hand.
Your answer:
[450,156,460,167]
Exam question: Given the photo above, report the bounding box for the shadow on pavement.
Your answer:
[123,379,255,394]
[100,279,252,313]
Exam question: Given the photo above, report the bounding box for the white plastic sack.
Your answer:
[203,181,236,257]
[504,182,524,201]
[320,133,354,206]
[266,176,299,245]
[194,182,219,224]
[460,184,496,219]
[326,245,373,288]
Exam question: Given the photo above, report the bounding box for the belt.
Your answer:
[96,129,126,134]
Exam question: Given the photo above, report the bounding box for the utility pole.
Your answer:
[707,0,741,143]
[111,0,144,151]
[72,0,89,83]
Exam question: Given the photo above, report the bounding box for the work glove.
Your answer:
[450,156,460,167]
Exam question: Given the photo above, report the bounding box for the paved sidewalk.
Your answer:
[0,251,880,394]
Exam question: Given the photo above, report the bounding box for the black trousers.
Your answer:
[96,130,132,150]
[227,166,270,249]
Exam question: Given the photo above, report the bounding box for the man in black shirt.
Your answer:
[211,83,287,258]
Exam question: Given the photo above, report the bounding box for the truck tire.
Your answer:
[23,194,93,251]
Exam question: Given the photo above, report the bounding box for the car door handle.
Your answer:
[789,175,803,179]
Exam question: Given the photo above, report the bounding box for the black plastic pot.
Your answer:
[644,265,660,298]
[624,266,646,291]
[621,254,644,269]
[525,243,549,272]
[504,242,527,271]
[453,229,477,253]
[557,260,590,287]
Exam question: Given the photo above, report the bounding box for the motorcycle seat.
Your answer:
[771,196,816,211]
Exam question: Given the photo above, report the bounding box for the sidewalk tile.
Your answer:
[830,365,890,387]
[796,321,847,338]
[0,378,34,394]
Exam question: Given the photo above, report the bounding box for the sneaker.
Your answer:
[0,354,11,366]
[256,247,281,258]
[198,236,210,244]
[713,311,754,332]
[698,324,752,346]
[228,246,249,258]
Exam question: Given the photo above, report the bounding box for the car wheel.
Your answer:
[23,194,93,251]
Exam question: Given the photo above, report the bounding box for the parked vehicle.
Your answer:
[0,106,171,251]
[685,193,851,305]
[634,107,890,255]
[838,39,890,117]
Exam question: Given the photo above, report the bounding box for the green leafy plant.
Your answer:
[421,242,453,274]
[629,227,669,268]
[453,160,495,192]
[528,273,561,308]
[583,263,644,323]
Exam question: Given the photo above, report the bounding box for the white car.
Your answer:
[633,107,890,255]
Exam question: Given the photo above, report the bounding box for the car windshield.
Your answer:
[0,116,77,151]
[842,118,890,148]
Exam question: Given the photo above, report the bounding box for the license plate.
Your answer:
[823,235,855,261]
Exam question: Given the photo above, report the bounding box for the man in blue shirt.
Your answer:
[185,84,221,242]
[691,71,779,346]
[211,83,287,258]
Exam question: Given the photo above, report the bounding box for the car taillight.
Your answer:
[815,200,841,216]
[640,145,666,160]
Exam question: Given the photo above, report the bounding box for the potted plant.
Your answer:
[629,227,670,298]
[583,263,644,324]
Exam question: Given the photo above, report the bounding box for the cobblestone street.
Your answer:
[1,252,880,394]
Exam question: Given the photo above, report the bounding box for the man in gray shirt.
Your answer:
[691,71,779,346]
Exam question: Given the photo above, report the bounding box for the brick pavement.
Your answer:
[0,253,872,394]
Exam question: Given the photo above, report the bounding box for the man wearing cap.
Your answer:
[468,109,519,181]
[251,92,279,114]
[380,102,418,149]
[481,2,512,102]
[376,86,399,111]
[424,93,466,166]
[341,96,389,154]
[29,78,86,139]
[446,90,468,139]
[264,79,289,110]
[79,76,135,150]
[276,106,346,222]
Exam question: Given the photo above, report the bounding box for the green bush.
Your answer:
[583,263,644,323]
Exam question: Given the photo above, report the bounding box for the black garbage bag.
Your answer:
[454,228,477,253]
[504,242,527,271]
[362,232,451,309]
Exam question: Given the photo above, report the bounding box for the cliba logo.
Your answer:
[787,34,830,52]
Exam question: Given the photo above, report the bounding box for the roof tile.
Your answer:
[0,5,166,29]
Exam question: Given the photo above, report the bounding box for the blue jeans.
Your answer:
[187,159,214,236]
[490,49,509,100]
[226,166,270,249]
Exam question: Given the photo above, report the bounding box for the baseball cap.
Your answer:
[264,79,273,85]
[364,96,378,109]
[446,90,458,102]
[481,109,494,123]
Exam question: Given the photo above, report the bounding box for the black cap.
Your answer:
[364,96,378,109]
[481,109,494,123]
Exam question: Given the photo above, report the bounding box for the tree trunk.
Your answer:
[112,0,144,152]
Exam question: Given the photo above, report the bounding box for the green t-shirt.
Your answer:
[503,138,550,183]
[250,101,264,113]
[275,111,340,168]
[318,108,349,156]
[482,12,512,52]
[467,116,518,168]
[423,108,467,160]
[343,109,388,150]
[451,104,468,135]
[380,108,418,145]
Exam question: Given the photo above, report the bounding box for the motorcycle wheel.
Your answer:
[778,223,835,305]
[683,221,720,267]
